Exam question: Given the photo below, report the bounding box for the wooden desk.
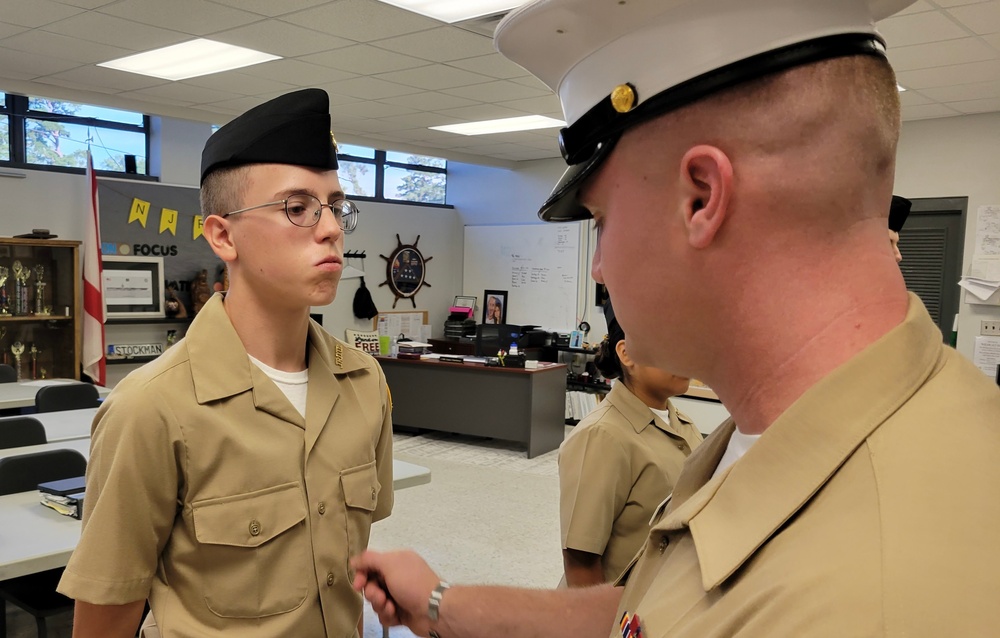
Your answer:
[0,458,429,581]
[0,381,111,410]
[377,356,567,458]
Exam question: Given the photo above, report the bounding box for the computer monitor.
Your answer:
[475,323,524,357]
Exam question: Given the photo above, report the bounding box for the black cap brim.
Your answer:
[538,135,620,222]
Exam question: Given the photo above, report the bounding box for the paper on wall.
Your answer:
[973,336,1000,378]
[975,205,1000,256]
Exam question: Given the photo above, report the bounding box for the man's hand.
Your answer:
[352,549,441,635]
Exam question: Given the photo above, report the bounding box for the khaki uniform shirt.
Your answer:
[59,294,393,638]
[612,295,1000,637]
[560,382,702,583]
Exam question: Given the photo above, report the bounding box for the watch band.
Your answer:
[427,581,450,638]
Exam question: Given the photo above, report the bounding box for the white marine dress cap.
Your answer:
[494,0,917,222]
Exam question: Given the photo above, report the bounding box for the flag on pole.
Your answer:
[82,150,106,386]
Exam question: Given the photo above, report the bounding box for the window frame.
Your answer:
[0,92,153,180]
[338,148,452,209]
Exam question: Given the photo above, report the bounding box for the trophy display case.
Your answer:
[0,238,81,381]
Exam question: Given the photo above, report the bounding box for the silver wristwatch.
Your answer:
[427,581,450,638]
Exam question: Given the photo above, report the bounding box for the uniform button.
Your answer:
[326,572,335,587]
[249,519,261,536]
[658,537,669,554]
[371,487,376,501]
[676,443,686,450]
[318,502,326,515]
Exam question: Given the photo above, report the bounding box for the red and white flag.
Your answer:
[82,151,106,386]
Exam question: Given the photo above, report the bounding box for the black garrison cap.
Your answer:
[888,195,912,232]
[200,88,339,184]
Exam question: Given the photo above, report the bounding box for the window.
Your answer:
[338,144,448,206]
[0,92,149,175]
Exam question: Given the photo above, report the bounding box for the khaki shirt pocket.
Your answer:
[192,482,310,618]
[341,461,380,556]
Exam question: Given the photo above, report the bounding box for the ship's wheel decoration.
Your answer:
[380,234,433,308]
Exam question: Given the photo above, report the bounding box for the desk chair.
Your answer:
[34,383,100,413]
[0,365,15,384]
[0,417,46,450]
[0,448,87,638]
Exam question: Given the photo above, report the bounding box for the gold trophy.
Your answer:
[12,261,30,316]
[30,344,38,380]
[11,340,24,382]
[0,266,9,315]
[33,265,48,316]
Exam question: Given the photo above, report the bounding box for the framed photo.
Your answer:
[482,290,508,325]
[101,255,165,318]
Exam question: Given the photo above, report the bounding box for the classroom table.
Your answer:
[0,407,98,442]
[0,380,111,410]
[0,456,430,581]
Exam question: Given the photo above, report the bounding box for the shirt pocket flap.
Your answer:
[341,461,379,512]
[193,482,306,548]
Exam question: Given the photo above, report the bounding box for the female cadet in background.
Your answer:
[558,299,704,587]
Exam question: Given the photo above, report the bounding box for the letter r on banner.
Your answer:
[192,215,204,240]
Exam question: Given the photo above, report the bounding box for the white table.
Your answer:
[0,380,111,410]
[0,407,98,443]
[0,456,430,581]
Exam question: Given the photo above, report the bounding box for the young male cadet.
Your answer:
[352,1,1000,637]
[58,88,394,638]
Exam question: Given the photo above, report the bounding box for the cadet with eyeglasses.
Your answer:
[352,1,1000,637]
[59,89,394,638]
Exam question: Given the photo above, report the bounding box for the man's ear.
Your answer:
[202,214,237,263]
[679,145,733,249]
[615,339,633,370]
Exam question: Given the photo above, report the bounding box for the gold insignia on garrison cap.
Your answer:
[610,84,636,113]
[330,131,338,152]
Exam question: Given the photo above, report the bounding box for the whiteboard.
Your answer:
[463,224,581,332]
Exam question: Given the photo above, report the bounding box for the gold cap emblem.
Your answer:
[610,84,636,114]
[330,131,338,152]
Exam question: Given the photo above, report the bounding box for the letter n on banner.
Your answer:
[160,208,178,235]
[129,198,150,227]
[192,215,204,240]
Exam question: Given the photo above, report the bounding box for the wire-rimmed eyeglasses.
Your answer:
[222,194,359,233]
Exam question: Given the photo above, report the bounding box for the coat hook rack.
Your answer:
[344,250,367,259]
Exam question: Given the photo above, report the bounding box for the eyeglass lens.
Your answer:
[284,194,358,231]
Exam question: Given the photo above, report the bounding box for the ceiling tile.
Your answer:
[99,0,261,36]
[508,75,553,92]
[210,18,354,58]
[948,96,1000,112]
[900,103,963,119]
[179,72,298,97]
[898,89,935,106]
[281,0,440,42]
[379,91,481,111]
[434,103,534,121]
[127,82,244,105]
[919,79,1000,101]
[0,30,134,65]
[206,0,330,17]
[51,0,118,6]
[948,2,1000,34]
[334,118,413,134]
[897,58,1000,88]
[301,44,428,75]
[932,0,993,6]
[2,0,84,28]
[986,31,1000,48]
[887,37,998,71]
[329,100,418,119]
[446,53,530,80]
[114,90,197,107]
[0,46,81,78]
[893,0,937,15]
[443,79,552,102]
[374,65,494,91]
[877,10,971,47]
[36,65,169,93]
[0,23,29,39]
[374,27,496,62]
[238,59,357,85]
[43,12,189,51]
[495,95,564,116]
[321,76,422,100]
[379,112,466,129]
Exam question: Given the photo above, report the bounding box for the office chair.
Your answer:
[0,417,46,450]
[0,365,15,384]
[0,448,87,638]
[34,383,100,413]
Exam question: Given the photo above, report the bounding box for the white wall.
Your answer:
[895,112,1000,361]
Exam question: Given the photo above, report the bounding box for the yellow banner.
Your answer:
[192,215,204,240]
[159,208,178,236]
[128,198,150,228]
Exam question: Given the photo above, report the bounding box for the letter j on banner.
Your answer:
[129,197,150,228]
[159,208,178,236]
[192,215,205,240]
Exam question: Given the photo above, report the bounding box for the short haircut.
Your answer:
[200,165,251,218]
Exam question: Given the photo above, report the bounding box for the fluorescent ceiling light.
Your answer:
[375,0,527,23]
[98,39,280,81]
[431,115,566,135]
[898,84,907,92]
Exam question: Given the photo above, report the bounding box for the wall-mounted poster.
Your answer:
[102,255,164,318]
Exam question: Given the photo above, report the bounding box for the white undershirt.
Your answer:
[711,428,762,479]
[648,406,672,424]
[248,355,309,419]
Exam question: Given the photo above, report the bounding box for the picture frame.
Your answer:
[482,289,508,325]
[101,255,165,318]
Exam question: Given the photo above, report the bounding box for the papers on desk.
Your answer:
[39,476,85,519]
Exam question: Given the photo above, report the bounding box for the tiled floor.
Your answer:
[8,431,567,638]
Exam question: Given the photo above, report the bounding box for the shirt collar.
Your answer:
[605,381,689,437]
[654,294,945,591]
